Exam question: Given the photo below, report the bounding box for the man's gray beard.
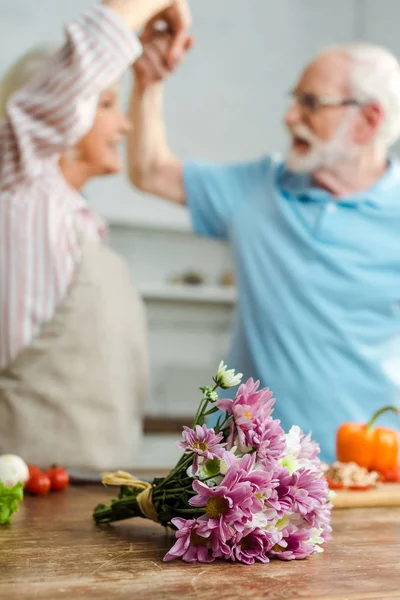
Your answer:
[285,110,357,174]
[285,147,326,173]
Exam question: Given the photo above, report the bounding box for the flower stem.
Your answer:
[215,414,231,435]
[156,454,193,490]
[154,485,194,500]
[93,497,142,524]
[173,508,205,515]
[192,384,219,427]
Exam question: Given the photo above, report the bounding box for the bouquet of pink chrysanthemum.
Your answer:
[93,363,332,564]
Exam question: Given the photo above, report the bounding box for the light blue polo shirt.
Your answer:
[183,155,400,462]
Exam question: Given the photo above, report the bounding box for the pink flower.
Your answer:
[163,518,214,563]
[196,518,233,559]
[268,526,316,561]
[303,501,332,542]
[231,527,275,564]
[244,415,286,464]
[298,430,320,463]
[284,426,321,471]
[190,479,257,534]
[189,463,263,534]
[220,453,282,518]
[217,378,275,418]
[177,425,226,474]
[290,469,328,516]
[228,453,278,499]
[273,466,329,518]
[273,467,296,516]
[217,379,276,449]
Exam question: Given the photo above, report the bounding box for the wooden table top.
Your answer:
[1,485,400,600]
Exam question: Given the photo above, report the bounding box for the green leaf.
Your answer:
[214,414,223,433]
[203,407,219,416]
[0,482,24,525]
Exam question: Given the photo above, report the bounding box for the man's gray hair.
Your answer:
[332,43,400,151]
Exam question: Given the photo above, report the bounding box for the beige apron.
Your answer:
[0,243,148,470]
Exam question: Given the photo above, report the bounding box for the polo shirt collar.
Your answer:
[278,156,400,207]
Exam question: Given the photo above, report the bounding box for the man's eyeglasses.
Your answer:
[289,90,363,113]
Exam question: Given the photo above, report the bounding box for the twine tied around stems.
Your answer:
[101,470,159,523]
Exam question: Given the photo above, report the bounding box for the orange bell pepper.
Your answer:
[336,405,400,474]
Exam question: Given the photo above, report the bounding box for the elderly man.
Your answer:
[129,33,400,461]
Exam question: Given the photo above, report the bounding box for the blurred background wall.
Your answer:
[5,1,399,224]
[1,0,399,466]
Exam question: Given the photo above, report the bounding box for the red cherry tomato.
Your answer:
[326,477,344,490]
[27,464,41,479]
[25,472,51,495]
[45,467,69,491]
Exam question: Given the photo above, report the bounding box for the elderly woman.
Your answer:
[0,0,190,470]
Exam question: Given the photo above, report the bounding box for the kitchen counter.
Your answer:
[1,485,400,600]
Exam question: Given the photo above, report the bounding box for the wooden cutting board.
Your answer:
[332,483,400,508]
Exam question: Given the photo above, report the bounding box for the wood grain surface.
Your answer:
[1,486,400,600]
[333,483,400,509]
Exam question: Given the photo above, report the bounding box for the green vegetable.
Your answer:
[0,481,24,525]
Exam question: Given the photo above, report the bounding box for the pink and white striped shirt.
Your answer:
[0,5,141,369]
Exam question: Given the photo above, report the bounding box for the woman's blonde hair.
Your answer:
[0,44,58,119]
[0,44,121,120]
